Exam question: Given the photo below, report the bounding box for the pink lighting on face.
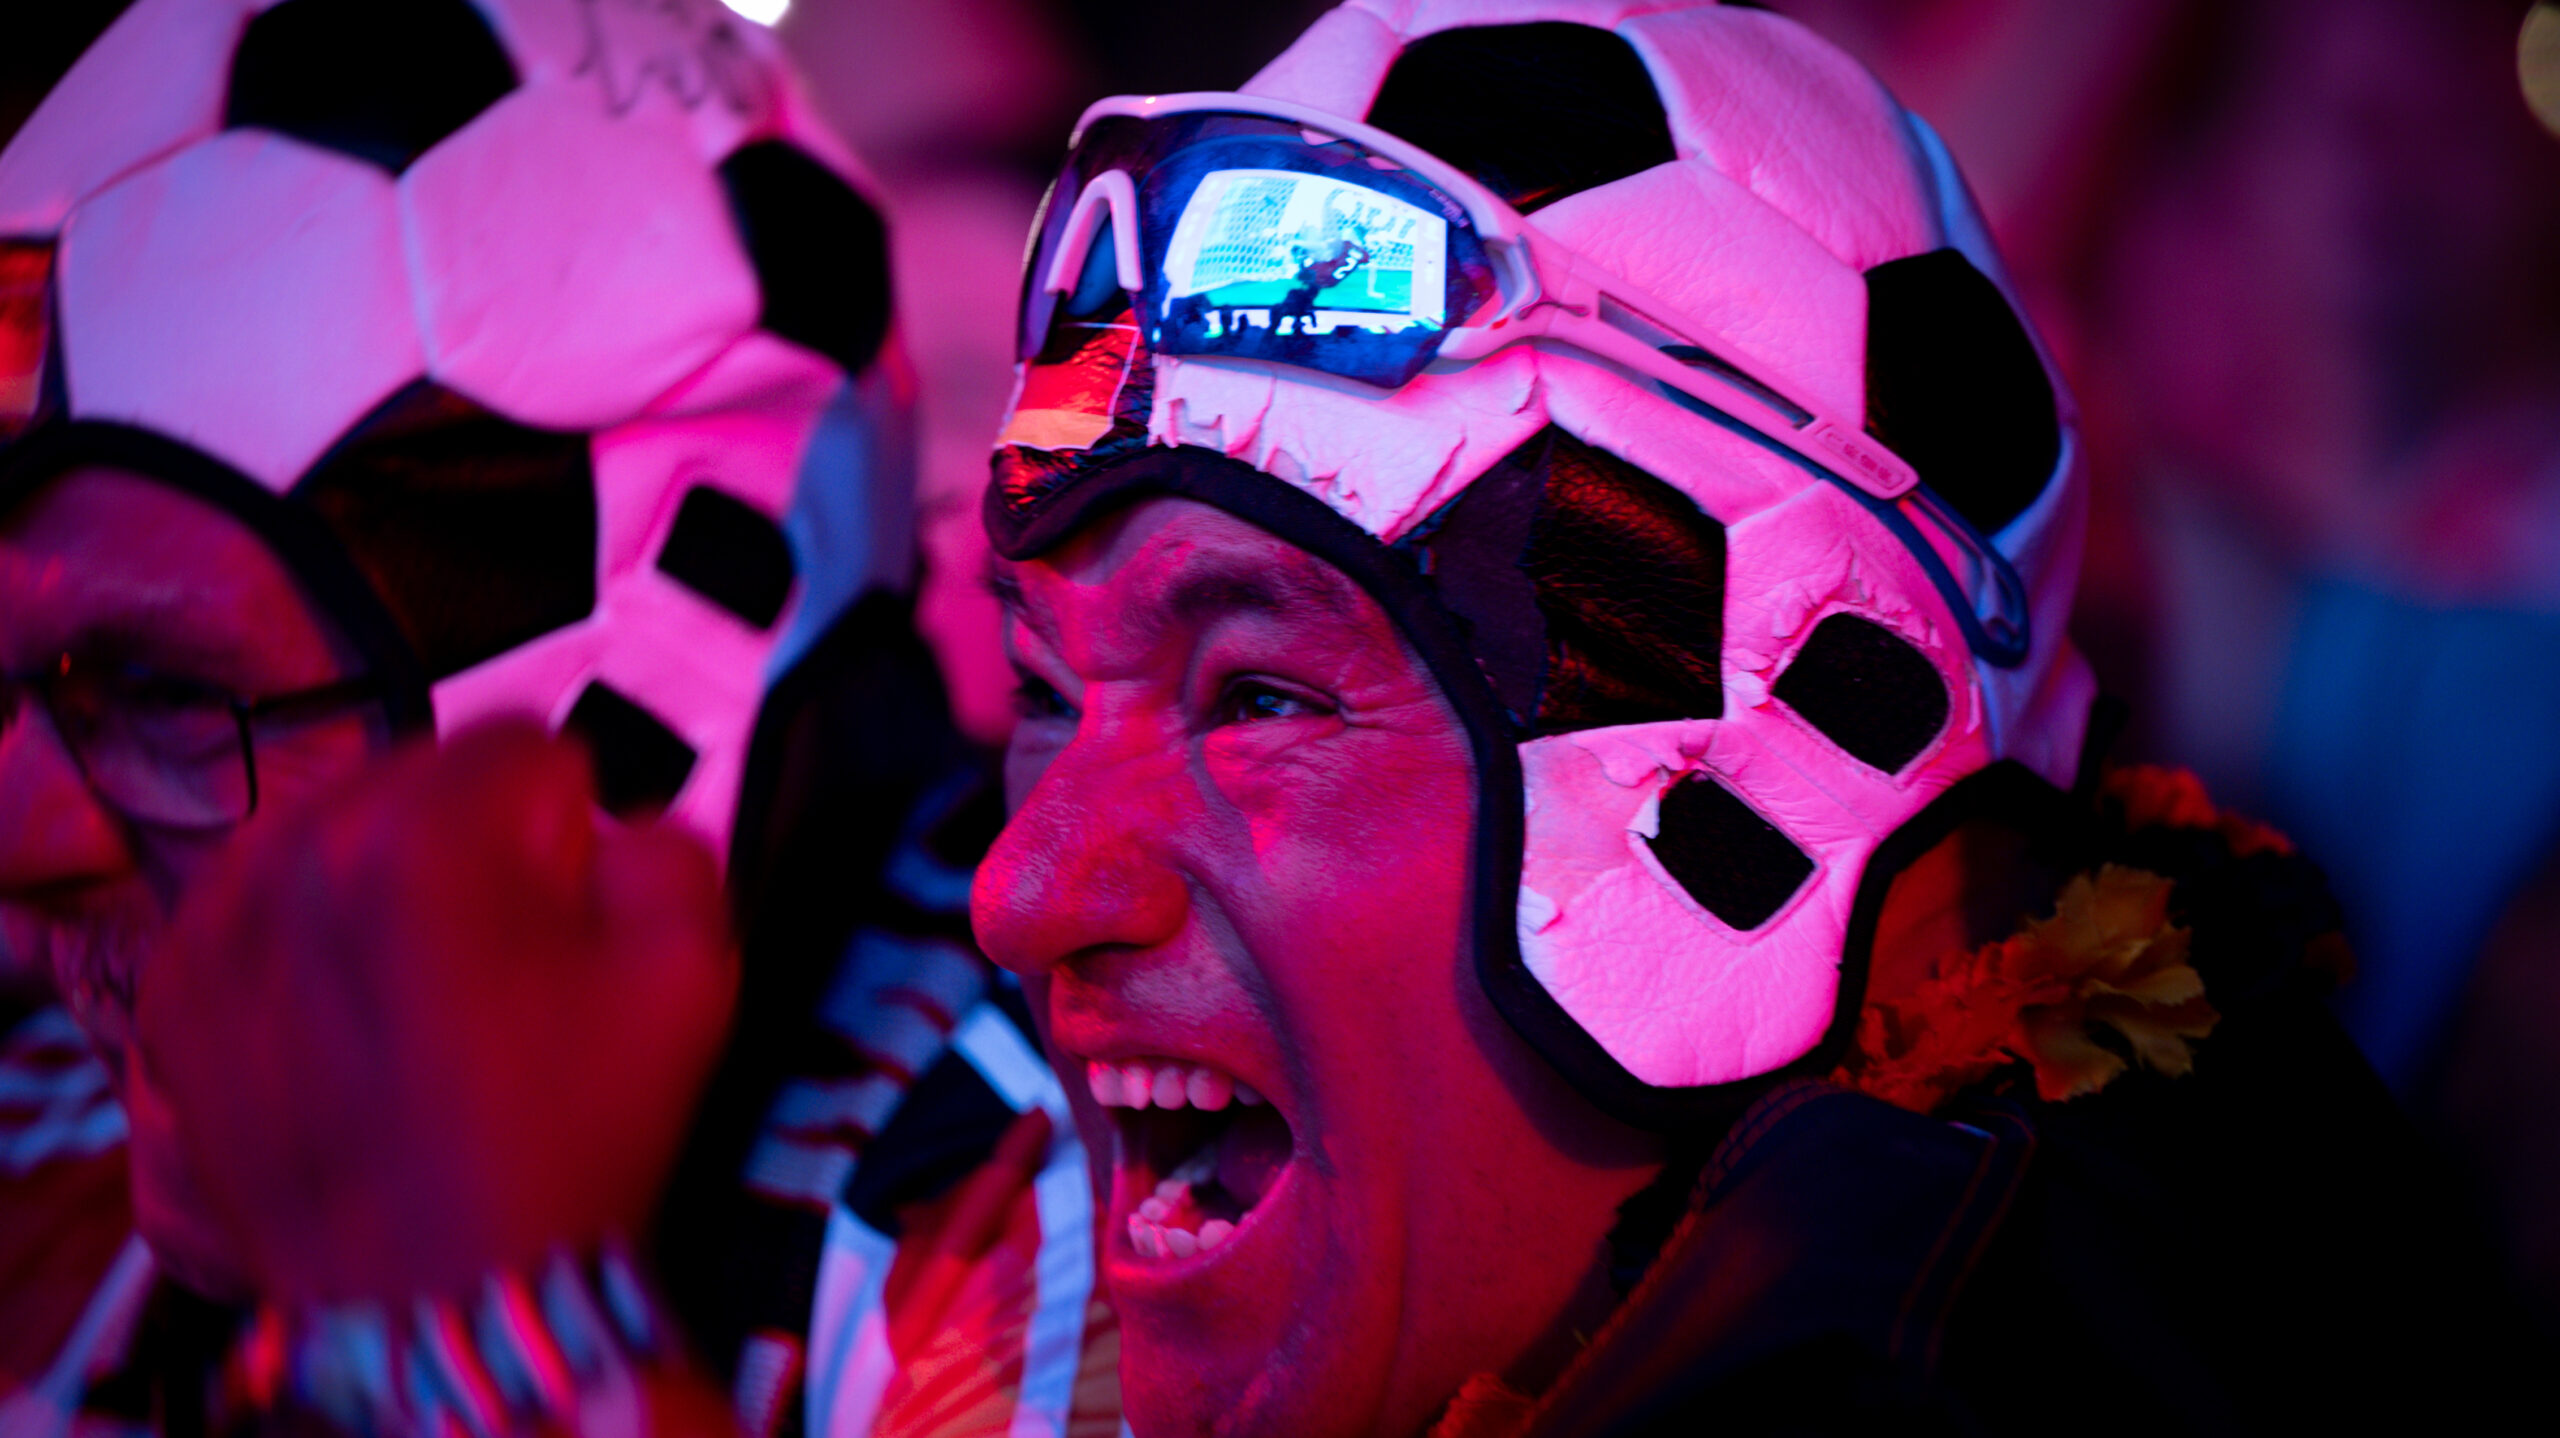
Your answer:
[972,497,1663,1438]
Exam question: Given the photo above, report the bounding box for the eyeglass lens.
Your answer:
[1023,113,1498,389]
[27,666,254,828]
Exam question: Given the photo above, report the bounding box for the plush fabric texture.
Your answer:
[564,679,699,817]
[0,0,907,853]
[717,140,893,379]
[658,482,798,631]
[296,380,598,680]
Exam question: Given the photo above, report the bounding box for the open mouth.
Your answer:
[1088,1058,1294,1261]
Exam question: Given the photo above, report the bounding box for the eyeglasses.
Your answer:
[1,654,383,829]
[1020,92,2032,668]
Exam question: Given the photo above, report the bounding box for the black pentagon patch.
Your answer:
[658,484,795,629]
[1527,430,1725,733]
[1771,613,1950,774]
[225,0,518,175]
[565,681,697,816]
[1367,23,1676,214]
[1863,248,2060,537]
[1647,774,1814,932]
[720,141,892,375]
[1406,426,1724,737]
[295,383,595,682]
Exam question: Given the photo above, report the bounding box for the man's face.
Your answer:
[973,497,1662,1438]
[1,467,381,1294]
[0,465,380,1043]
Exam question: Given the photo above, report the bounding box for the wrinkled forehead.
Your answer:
[0,464,334,666]
[994,495,1383,660]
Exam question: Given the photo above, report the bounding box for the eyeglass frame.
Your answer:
[1030,90,2035,668]
[0,654,385,830]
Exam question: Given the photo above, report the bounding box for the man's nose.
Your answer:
[0,696,135,894]
[971,713,1191,978]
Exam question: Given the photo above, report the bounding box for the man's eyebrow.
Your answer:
[45,611,261,685]
[1163,560,1357,626]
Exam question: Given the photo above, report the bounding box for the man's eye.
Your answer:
[1012,673,1075,721]
[1214,680,1331,726]
[65,663,226,718]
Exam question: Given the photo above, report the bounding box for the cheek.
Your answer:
[1212,724,1474,872]
[1210,725,1479,1049]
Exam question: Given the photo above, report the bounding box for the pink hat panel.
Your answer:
[399,82,761,433]
[0,0,273,239]
[1615,6,1938,271]
[55,131,426,489]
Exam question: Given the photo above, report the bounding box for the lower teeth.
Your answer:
[1128,1209,1236,1258]
[1129,1149,1238,1258]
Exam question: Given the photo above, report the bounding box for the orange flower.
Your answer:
[1838,867,2219,1112]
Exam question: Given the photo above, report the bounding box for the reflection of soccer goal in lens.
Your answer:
[1165,170,1445,334]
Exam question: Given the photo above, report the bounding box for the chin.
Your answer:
[1077,1066,1407,1438]
[1118,1324,1371,1438]
[124,1064,255,1302]
[1108,1190,1414,1438]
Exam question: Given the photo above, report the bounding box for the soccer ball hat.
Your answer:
[985,0,2095,1125]
[0,0,910,854]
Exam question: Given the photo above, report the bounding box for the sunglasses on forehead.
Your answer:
[1019,92,2035,669]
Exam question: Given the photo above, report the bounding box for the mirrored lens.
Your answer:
[1149,167,1450,381]
[1018,111,1499,390]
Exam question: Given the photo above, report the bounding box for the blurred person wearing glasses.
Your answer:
[0,3,1112,1436]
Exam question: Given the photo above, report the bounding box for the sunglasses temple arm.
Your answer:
[1902,484,2033,661]
[1444,235,1918,503]
[1841,484,2032,667]
[1491,302,1920,503]
[1441,236,2028,665]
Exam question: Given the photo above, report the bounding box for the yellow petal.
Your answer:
[2019,1012,2125,1102]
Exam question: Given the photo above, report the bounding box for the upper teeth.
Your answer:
[1088,1059,1264,1111]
